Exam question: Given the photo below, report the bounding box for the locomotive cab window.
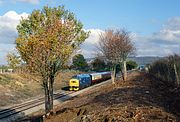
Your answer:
[71,81,76,83]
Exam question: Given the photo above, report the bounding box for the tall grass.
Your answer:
[149,54,180,87]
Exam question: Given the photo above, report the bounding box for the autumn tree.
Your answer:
[72,54,89,71]
[98,29,135,83]
[16,6,88,114]
[6,52,21,70]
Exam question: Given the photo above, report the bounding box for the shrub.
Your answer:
[149,54,180,87]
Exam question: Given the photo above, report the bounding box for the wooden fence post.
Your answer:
[174,63,179,86]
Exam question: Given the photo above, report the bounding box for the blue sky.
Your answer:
[0,0,180,64]
[1,0,180,35]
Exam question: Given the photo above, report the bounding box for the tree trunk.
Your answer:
[120,66,124,80]
[49,76,54,114]
[44,82,51,114]
[174,63,179,86]
[44,76,54,115]
[123,60,127,81]
[111,64,116,84]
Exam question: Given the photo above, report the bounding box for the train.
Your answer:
[69,72,111,91]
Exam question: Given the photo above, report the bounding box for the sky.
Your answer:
[0,0,180,65]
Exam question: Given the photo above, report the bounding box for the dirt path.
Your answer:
[42,71,180,122]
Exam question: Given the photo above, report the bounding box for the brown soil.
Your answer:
[43,71,180,122]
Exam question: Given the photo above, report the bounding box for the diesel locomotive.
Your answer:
[69,72,111,91]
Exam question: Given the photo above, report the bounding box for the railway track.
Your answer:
[0,91,73,121]
[0,70,135,121]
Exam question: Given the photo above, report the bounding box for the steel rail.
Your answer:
[0,92,72,119]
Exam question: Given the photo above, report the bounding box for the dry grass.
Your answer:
[0,70,80,107]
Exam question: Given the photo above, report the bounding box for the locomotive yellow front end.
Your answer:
[69,79,79,91]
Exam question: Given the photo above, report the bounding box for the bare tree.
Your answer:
[98,29,135,83]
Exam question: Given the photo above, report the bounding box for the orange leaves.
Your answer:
[98,29,135,63]
[15,6,89,76]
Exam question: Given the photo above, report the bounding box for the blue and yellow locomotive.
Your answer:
[69,72,111,91]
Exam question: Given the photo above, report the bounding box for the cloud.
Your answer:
[80,29,104,58]
[0,11,28,44]
[0,44,16,65]
[0,11,179,64]
[164,17,180,31]
[80,18,180,58]
[0,11,28,64]
[133,18,180,56]
[15,0,40,4]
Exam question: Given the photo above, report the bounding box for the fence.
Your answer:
[149,54,180,87]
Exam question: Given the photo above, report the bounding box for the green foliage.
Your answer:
[126,60,138,70]
[0,65,8,70]
[15,5,89,113]
[16,6,89,75]
[149,54,180,87]
[91,58,106,71]
[72,54,89,71]
[6,52,21,69]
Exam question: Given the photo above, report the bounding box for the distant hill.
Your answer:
[128,56,161,66]
[86,56,161,66]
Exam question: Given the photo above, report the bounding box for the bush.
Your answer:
[126,60,138,70]
[149,54,180,87]
[91,58,106,72]
[72,54,89,72]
